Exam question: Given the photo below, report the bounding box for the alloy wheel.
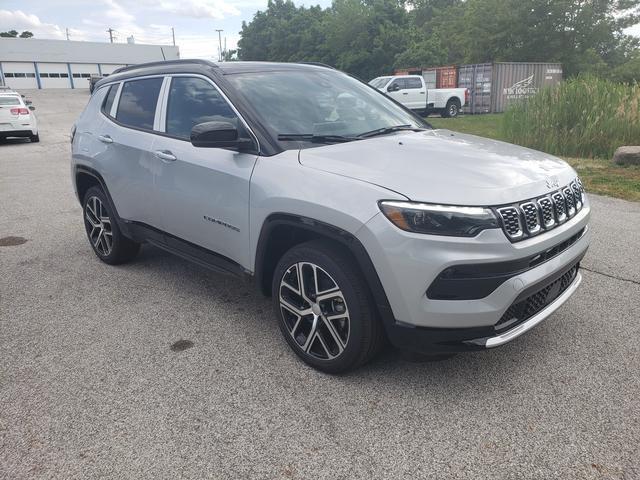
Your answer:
[279,262,350,360]
[85,196,113,256]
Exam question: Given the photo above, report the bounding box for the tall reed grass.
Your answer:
[500,75,640,159]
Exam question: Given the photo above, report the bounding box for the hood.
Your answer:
[298,130,576,206]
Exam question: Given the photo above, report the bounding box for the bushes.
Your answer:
[500,76,640,159]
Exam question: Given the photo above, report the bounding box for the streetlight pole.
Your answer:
[215,29,223,62]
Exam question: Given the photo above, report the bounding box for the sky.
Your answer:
[0,0,331,59]
[1,0,639,60]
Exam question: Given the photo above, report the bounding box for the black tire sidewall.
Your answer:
[272,242,374,373]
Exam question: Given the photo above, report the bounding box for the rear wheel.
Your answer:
[441,99,460,118]
[272,240,384,373]
[83,186,140,265]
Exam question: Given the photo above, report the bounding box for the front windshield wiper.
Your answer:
[277,133,358,144]
[357,125,427,139]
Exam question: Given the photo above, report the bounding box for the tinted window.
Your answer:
[165,77,237,140]
[0,96,21,106]
[116,78,163,130]
[102,85,118,116]
[406,78,422,89]
[388,79,404,90]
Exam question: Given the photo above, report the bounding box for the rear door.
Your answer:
[152,75,258,268]
[404,77,426,110]
[96,77,165,228]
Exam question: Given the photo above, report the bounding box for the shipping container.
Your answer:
[394,65,457,89]
[458,62,563,114]
[422,70,436,90]
[458,63,493,114]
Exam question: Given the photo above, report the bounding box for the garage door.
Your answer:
[100,64,126,75]
[1,62,38,90]
[70,63,100,89]
[38,63,71,89]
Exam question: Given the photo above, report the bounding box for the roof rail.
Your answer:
[112,59,217,75]
[298,62,336,70]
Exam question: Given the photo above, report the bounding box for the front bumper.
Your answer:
[356,199,590,352]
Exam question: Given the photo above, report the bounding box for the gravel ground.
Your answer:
[1,90,639,480]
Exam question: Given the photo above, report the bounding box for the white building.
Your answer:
[0,38,180,90]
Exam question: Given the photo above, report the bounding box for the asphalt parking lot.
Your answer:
[1,90,639,479]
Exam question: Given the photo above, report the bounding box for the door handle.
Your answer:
[419,91,425,94]
[154,150,177,162]
[98,134,113,144]
[402,92,408,95]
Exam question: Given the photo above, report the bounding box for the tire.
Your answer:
[272,240,385,373]
[30,134,40,143]
[441,99,460,118]
[82,186,140,265]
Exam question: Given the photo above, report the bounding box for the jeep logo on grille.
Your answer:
[545,176,560,189]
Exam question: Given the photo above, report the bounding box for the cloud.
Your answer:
[0,9,65,38]
[157,0,241,19]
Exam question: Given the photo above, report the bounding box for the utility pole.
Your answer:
[107,28,115,43]
[215,29,223,62]
[171,27,176,46]
[224,37,227,60]
[65,28,70,41]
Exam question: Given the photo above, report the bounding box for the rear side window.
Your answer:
[0,96,21,106]
[165,77,237,140]
[116,77,163,130]
[405,78,422,89]
[102,85,118,116]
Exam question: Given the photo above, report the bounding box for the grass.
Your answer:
[501,76,640,160]
[428,114,640,202]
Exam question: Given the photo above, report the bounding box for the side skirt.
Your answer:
[125,221,248,279]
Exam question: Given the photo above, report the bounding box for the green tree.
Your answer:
[19,31,33,38]
[0,30,19,38]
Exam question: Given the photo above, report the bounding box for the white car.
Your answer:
[0,91,39,142]
[370,75,468,118]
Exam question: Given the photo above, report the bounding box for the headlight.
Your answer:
[379,201,499,237]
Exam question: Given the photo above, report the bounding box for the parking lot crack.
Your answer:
[581,266,640,286]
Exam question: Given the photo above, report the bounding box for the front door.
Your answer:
[152,75,258,269]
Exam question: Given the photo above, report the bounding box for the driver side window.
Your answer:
[165,76,238,140]
[388,79,404,91]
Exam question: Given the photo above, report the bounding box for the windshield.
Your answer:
[225,69,425,147]
[369,77,391,89]
[0,96,21,106]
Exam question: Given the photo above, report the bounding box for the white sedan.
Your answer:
[0,91,39,142]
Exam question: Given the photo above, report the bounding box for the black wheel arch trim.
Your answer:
[255,213,397,329]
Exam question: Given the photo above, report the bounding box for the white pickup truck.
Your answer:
[369,75,468,118]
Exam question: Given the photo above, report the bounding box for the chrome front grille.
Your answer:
[495,178,585,242]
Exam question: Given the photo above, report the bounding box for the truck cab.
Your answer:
[370,75,468,118]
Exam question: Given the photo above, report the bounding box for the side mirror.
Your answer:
[29,106,36,111]
[190,121,254,151]
[387,84,400,92]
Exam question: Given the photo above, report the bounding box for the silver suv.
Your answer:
[71,60,590,372]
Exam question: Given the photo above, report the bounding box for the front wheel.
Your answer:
[442,100,461,118]
[30,134,40,143]
[272,240,384,373]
